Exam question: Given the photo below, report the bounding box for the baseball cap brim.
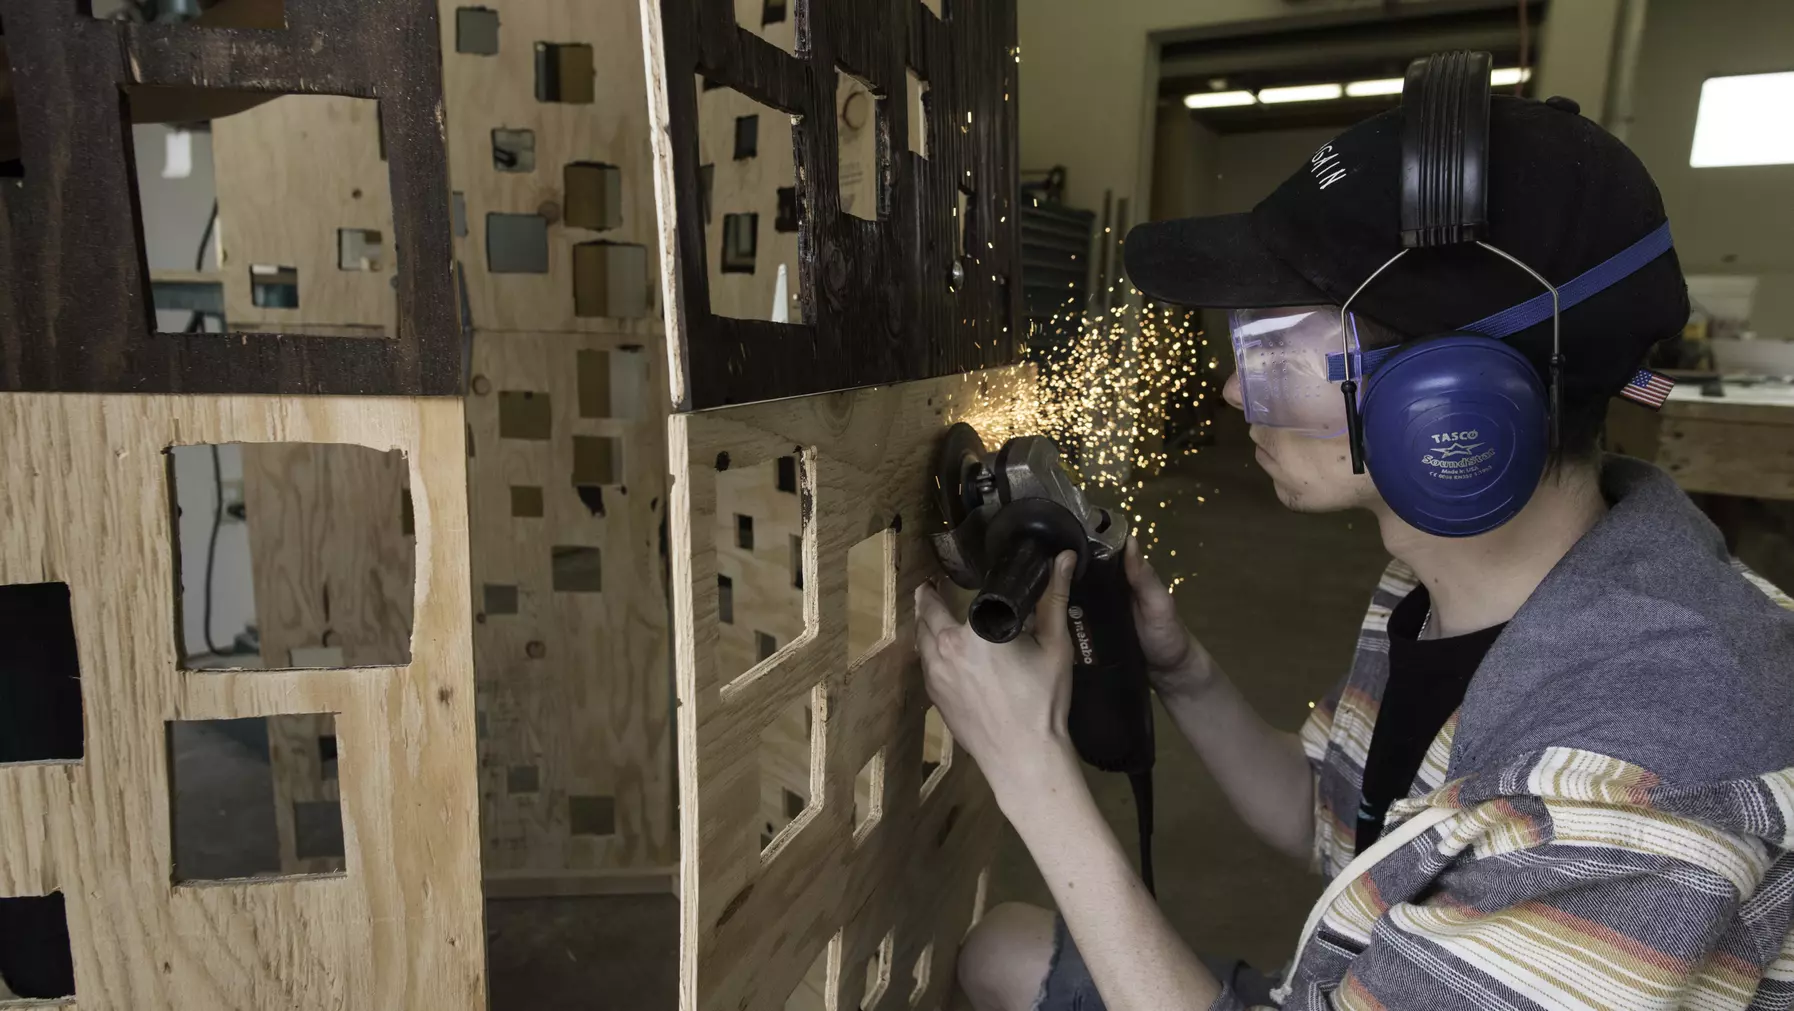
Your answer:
[1124,212,1330,309]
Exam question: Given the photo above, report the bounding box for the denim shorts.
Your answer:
[1033,915,1280,1010]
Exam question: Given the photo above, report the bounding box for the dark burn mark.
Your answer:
[716,882,754,928]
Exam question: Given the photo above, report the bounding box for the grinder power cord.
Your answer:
[929,424,1159,893]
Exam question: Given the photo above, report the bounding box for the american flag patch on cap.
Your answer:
[1619,368,1676,409]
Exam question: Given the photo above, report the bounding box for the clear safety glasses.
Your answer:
[1227,305,1399,437]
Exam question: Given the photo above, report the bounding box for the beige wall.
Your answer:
[1626,0,1794,339]
[1021,0,1625,219]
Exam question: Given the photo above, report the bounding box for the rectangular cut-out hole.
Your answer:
[250,264,299,308]
[776,187,800,232]
[456,6,499,54]
[169,443,412,669]
[573,241,649,317]
[572,435,621,486]
[552,546,602,593]
[778,455,799,492]
[0,894,75,1001]
[759,685,822,855]
[757,631,779,661]
[854,749,884,838]
[293,799,345,860]
[492,128,536,172]
[718,575,735,624]
[0,582,83,762]
[715,457,807,683]
[737,514,756,550]
[498,390,552,439]
[569,795,616,835]
[762,0,787,25]
[487,213,550,273]
[699,80,801,321]
[609,349,648,420]
[535,43,595,103]
[511,485,545,517]
[921,705,953,797]
[577,350,611,417]
[452,191,469,237]
[318,734,338,780]
[861,932,894,1010]
[507,765,540,794]
[907,69,929,157]
[847,527,894,664]
[337,228,384,271]
[169,713,344,881]
[722,213,758,273]
[790,534,804,589]
[738,0,797,55]
[837,69,884,220]
[483,583,519,615]
[786,933,837,1011]
[909,943,934,1005]
[566,162,623,230]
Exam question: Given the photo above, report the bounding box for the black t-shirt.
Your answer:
[1353,585,1506,855]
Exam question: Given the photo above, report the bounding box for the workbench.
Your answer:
[1607,379,1794,502]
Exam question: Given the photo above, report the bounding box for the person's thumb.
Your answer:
[1034,550,1077,647]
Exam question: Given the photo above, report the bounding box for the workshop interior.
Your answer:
[1,0,1791,1008]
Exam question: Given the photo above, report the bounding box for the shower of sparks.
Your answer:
[956,277,1214,571]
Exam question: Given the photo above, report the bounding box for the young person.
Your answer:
[914,87,1794,1011]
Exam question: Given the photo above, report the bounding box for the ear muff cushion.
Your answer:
[1360,334,1548,537]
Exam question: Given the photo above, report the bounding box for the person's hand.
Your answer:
[1123,536,1218,699]
[915,551,1081,803]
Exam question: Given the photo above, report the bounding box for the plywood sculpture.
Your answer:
[207,0,677,892]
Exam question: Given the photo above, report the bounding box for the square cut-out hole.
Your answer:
[169,713,345,881]
[759,685,822,854]
[909,943,934,1005]
[848,527,894,664]
[569,795,616,835]
[456,6,500,54]
[130,88,393,335]
[507,765,540,794]
[170,443,412,669]
[483,583,519,616]
[0,582,83,763]
[860,931,894,1010]
[337,228,384,271]
[572,435,622,486]
[492,128,536,172]
[722,213,759,274]
[535,42,595,103]
[573,241,649,318]
[715,456,807,683]
[487,213,550,273]
[698,81,802,322]
[0,893,75,1001]
[921,706,952,797]
[552,546,602,593]
[498,390,552,439]
[762,0,788,25]
[784,933,837,1011]
[250,264,299,308]
[836,69,884,221]
[906,69,929,157]
[511,485,545,517]
[854,749,884,837]
[566,162,623,230]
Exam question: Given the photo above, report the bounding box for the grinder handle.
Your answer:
[1065,552,1156,775]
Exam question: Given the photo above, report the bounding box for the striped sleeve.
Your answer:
[1290,800,1782,1011]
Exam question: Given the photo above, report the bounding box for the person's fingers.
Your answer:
[1033,551,1076,647]
[1125,536,1165,594]
[915,581,957,637]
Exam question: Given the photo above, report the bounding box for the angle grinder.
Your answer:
[929,423,1158,891]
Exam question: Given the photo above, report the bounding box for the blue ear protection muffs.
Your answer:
[1336,52,1563,538]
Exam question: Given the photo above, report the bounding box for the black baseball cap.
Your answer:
[1124,95,1689,417]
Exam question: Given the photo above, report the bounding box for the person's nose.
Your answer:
[1222,370,1243,411]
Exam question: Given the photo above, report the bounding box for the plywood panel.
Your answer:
[0,393,483,1011]
[670,366,1031,1011]
[437,0,663,335]
[466,331,676,884]
[1607,398,1794,502]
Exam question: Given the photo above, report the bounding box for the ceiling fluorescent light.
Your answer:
[1345,77,1404,97]
[1690,71,1794,167]
[1258,83,1343,104]
[1490,67,1533,87]
[1184,90,1257,109]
